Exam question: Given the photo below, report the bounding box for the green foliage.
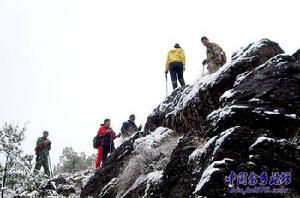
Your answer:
[0,123,26,195]
[54,147,96,175]
[0,122,26,156]
[0,123,46,197]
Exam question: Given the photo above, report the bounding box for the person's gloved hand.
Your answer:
[202,59,208,65]
[165,70,168,75]
[107,129,113,133]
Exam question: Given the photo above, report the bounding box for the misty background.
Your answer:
[0,0,299,165]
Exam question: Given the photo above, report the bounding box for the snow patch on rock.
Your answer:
[194,158,234,194]
[143,171,163,198]
[99,178,118,198]
[264,109,280,115]
[212,126,240,157]
[249,98,261,102]
[134,127,174,150]
[234,71,251,87]
[249,136,291,151]
[207,105,249,126]
[249,137,275,150]
[285,114,297,119]
[219,89,236,101]
[189,136,218,163]
[116,127,179,197]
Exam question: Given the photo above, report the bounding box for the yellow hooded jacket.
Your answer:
[165,48,186,72]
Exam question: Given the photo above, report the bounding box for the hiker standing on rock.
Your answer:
[201,36,226,74]
[34,131,51,176]
[121,114,142,137]
[165,43,186,90]
[95,119,118,169]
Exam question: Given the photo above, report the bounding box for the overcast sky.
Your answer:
[0,0,299,165]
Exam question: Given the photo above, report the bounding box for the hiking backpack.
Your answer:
[93,134,102,149]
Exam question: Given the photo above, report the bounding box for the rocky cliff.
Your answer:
[81,39,300,198]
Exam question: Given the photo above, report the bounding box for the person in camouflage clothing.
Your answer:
[34,131,51,176]
[201,36,226,74]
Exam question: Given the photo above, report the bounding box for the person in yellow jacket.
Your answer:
[165,43,186,90]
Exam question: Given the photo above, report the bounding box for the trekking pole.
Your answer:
[48,154,53,178]
[165,73,168,96]
[202,64,205,77]
[110,136,112,154]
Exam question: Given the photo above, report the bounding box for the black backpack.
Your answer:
[93,135,102,149]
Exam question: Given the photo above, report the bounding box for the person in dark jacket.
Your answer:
[95,119,117,169]
[34,131,51,176]
[121,114,142,137]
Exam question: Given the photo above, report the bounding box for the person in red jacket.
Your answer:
[95,118,118,169]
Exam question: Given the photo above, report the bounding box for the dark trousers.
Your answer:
[169,62,185,89]
[34,154,50,176]
[102,144,115,163]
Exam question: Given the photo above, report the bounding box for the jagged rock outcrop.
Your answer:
[81,129,179,198]
[81,39,300,198]
[81,131,150,197]
[25,170,94,197]
[145,39,284,133]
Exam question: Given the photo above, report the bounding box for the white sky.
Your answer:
[0,0,299,165]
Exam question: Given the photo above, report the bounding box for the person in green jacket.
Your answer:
[34,131,51,176]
